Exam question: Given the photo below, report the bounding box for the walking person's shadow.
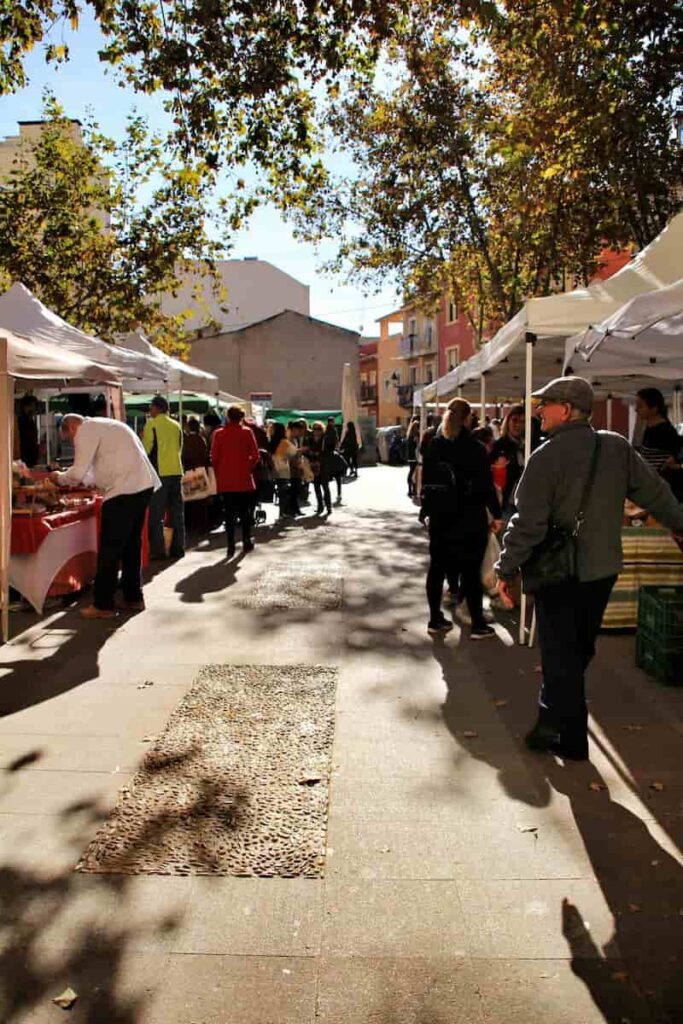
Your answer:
[431,638,683,1024]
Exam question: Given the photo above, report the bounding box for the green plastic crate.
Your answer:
[637,586,683,640]
[636,626,683,686]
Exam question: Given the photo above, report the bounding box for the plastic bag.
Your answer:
[481,531,501,594]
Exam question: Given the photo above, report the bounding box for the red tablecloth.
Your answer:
[11,499,100,555]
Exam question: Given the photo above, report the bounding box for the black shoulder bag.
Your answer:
[521,434,601,595]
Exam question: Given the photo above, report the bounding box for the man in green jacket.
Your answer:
[143,396,185,559]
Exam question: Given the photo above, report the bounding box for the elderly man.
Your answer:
[496,376,683,761]
[52,414,160,619]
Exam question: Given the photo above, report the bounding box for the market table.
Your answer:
[10,497,150,613]
[603,526,683,629]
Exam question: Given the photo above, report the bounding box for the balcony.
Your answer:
[398,329,435,358]
[396,383,415,408]
[360,384,377,404]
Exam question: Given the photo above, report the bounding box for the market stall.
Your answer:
[0,329,119,640]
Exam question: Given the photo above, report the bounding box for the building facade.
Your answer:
[436,294,477,379]
[0,119,83,179]
[375,309,405,426]
[358,338,379,425]
[160,258,310,335]
[188,309,359,409]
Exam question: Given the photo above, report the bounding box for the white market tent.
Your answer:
[0,330,119,641]
[118,329,219,397]
[564,278,683,418]
[418,209,683,408]
[0,284,170,392]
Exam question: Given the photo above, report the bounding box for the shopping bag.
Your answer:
[481,531,501,595]
[182,467,214,502]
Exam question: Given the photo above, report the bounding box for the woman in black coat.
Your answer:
[422,398,502,638]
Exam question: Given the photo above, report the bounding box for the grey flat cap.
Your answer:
[531,376,594,413]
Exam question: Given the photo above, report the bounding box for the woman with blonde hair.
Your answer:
[422,397,502,638]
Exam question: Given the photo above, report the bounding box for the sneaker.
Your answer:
[80,605,117,620]
[243,539,254,553]
[470,624,496,640]
[427,617,454,635]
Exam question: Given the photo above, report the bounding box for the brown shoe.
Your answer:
[80,605,117,620]
[117,598,145,612]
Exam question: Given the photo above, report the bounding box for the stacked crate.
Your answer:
[636,586,683,685]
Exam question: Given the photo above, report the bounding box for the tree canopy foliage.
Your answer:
[0,95,225,352]
[2,1,681,342]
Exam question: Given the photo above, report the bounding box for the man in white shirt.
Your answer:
[51,415,160,619]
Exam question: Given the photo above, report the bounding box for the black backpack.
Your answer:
[422,458,462,517]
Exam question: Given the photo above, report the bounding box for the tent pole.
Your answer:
[519,332,536,645]
[674,386,681,427]
[606,393,613,432]
[45,393,51,465]
[178,389,183,423]
[480,373,487,424]
[0,339,13,643]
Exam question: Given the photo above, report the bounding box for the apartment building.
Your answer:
[358,338,379,425]
[0,119,84,179]
[375,309,405,426]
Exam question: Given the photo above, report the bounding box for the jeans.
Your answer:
[149,475,185,558]
[221,491,253,549]
[427,528,488,626]
[535,576,616,743]
[94,489,153,610]
[313,477,331,512]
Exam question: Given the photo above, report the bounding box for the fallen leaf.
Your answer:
[52,987,78,1010]
[380,845,391,853]
[628,903,641,913]
[141,735,156,743]
[463,730,479,739]
[650,781,665,792]
[518,825,538,834]
[589,782,606,792]
[611,971,628,982]
[493,699,508,708]
[622,724,643,732]
[651,860,660,867]
[299,775,323,786]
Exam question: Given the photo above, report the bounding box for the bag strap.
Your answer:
[573,433,601,537]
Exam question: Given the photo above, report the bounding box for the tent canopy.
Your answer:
[420,210,683,403]
[266,408,342,426]
[0,284,169,391]
[0,328,118,385]
[565,278,683,388]
[118,330,218,393]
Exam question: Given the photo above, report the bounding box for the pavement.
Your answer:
[0,465,681,1024]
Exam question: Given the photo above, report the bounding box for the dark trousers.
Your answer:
[313,477,331,512]
[94,489,153,610]
[535,576,617,743]
[149,475,185,558]
[345,451,358,475]
[427,529,487,627]
[221,491,253,549]
[407,462,417,496]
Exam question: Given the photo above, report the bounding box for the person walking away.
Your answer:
[325,418,344,502]
[182,417,209,470]
[406,418,420,497]
[304,421,335,515]
[269,422,300,517]
[50,415,160,618]
[202,411,222,447]
[340,422,360,477]
[211,405,260,557]
[496,376,683,761]
[143,396,185,559]
[422,398,502,638]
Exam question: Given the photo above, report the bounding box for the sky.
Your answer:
[0,12,402,337]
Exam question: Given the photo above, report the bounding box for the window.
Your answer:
[424,320,434,347]
[409,365,418,386]
[369,370,377,386]
[445,346,460,372]
[408,317,417,338]
[447,299,458,323]
[424,362,435,384]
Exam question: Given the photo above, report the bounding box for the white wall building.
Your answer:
[159,258,310,334]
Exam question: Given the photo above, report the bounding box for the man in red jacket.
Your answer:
[211,405,260,557]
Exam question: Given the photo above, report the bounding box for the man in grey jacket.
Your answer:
[496,376,683,761]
